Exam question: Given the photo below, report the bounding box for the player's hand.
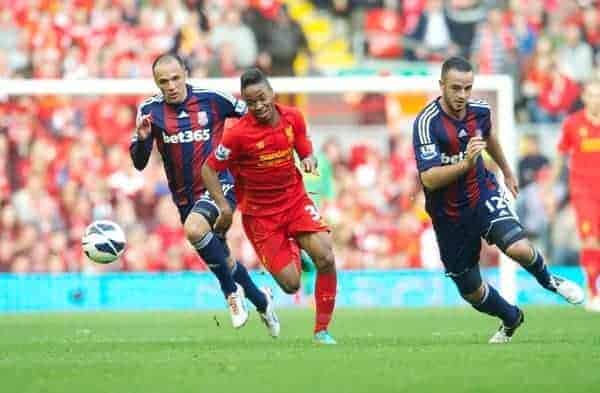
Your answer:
[301,155,319,176]
[465,136,487,167]
[503,172,519,197]
[136,114,152,140]
[215,205,233,234]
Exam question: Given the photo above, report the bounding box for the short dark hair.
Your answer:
[441,56,473,78]
[152,53,187,74]
[240,67,270,91]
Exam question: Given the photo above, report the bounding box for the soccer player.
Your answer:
[201,68,338,344]
[556,78,600,311]
[412,56,584,343]
[130,54,279,336]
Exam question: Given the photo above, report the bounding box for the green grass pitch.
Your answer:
[1,307,599,393]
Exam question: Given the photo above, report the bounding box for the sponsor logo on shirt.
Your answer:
[162,128,210,144]
[258,148,293,166]
[440,151,466,165]
[580,137,600,152]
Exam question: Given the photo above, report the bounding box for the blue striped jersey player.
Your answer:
[130,54,279,336]
[412,56,584,343]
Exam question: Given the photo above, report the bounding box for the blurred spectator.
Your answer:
[518,134,550,188]
[406,0,460,61]
[470,7,516,75]
[516,165,557,254]
[556,22,594,83]
[261,5,311,76]
[535,63,580,123]
[209,8,258,69]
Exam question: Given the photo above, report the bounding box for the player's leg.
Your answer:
[184,211,247,327]
[571,197,600,310]
[488,219,584,304]
[194,180,269,318]
[448,265,523,343]
[288,196,336,343]
[435,217,522,343]
[241,214,308,337]
[295,231,337,344]
[580,238,600,311]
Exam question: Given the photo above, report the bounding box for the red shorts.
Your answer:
[242,194,329,274]
[571,193,600,239]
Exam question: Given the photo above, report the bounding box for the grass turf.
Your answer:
[1,307,599,393]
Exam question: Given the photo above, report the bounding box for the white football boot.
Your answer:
[259,287,280,338]
[551,275,585,305]
[227,284,248,328]
[489,308,525,344]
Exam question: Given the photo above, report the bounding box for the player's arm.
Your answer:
[130,107,154,170]
[292,110,318,174]
[202,135,237,232]
[420,137,486,190]
[484,131,519,196]
[201,163,232,233]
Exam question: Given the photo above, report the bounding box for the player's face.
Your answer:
[153,60,187,104]
[242,82,275,123]
[583,82,600,117]
[440,69,474,116]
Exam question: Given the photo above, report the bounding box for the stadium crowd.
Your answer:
[0,0,596,272]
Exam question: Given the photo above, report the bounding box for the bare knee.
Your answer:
[314,248,336,273]
[280,279,301,294]
[183,214,211,243]
[505,239,534,264]
[462,283,486,304]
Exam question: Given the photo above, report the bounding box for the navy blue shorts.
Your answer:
[177,180,237,226]
[433,188,526,276]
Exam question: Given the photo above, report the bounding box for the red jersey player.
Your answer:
[202,68,337,344]
[557,79,600,311]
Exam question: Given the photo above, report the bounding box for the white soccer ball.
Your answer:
[82,220,126,264]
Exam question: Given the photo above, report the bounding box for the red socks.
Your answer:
[314,271,337,333]
[581,249,600,297]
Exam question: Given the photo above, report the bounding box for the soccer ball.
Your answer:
[82,220,126,264]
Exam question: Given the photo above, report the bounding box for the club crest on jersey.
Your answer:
[284,126,294,143]
[215,144,231,161]
[197,111,208,126]
[256,140,265,149]
[420,144,437,160]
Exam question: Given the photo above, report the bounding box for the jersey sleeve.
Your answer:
[291,109,313,159]
[412,113,441,172]
[206,127,239,172]
[129,102,155,170]
[212,90,247,118]
[557,116,574,154]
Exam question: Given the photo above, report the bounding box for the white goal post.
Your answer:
[0,75,517,302]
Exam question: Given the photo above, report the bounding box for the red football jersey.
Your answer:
[206,104,313,216]
[558,110,600,188]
